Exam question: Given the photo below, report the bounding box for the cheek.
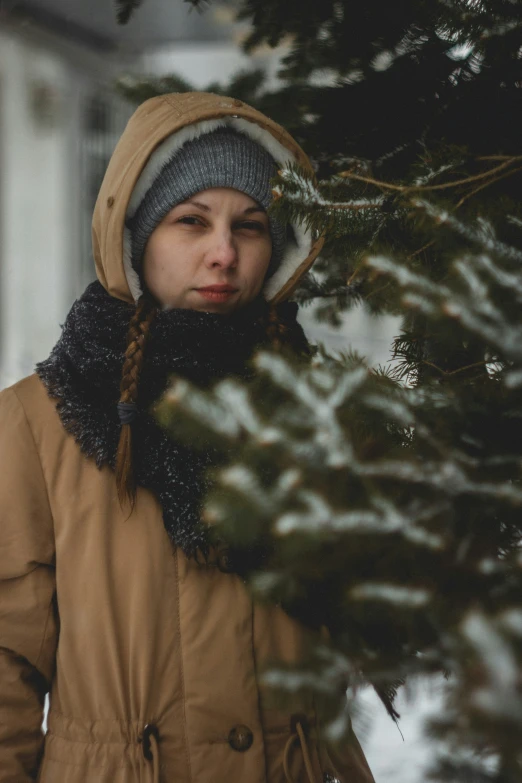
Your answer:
[240,261,270,303]
[249,246,272,285]
[142,236,177,299]
[145,233,176,275]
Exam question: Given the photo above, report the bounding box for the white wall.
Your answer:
[0,32,73,387]
[0,27,132,389]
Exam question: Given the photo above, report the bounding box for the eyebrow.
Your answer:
[181,199,266,216]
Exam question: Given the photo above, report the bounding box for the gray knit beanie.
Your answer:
[126,126,288,279]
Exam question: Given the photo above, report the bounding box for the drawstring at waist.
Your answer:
[283,719,318,783]
[138,717,342,783]
[141,723,160,783]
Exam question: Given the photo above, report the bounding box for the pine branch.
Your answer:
[115,0,143,25]
[337,156,522,198]
[115,0,210,25]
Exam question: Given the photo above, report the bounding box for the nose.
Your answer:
[204,230,238,270]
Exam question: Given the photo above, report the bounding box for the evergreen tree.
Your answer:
[117,1,522,779]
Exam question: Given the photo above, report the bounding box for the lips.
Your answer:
[195,285,238,303]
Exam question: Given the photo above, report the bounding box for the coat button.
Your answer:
[228,724,253,752]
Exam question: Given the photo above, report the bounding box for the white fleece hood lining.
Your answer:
[122,116,313,303]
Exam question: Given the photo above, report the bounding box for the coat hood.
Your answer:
[92,92,325,306]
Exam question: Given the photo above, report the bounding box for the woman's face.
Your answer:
[142,187,273,312]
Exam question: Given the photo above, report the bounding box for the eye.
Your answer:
[177,216,266,232]
[178,216,203,226]
[238,221,265,232]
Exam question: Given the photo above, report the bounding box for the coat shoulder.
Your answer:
[0,373,67,455]
[1,372,60,423]
[3,371,54,407]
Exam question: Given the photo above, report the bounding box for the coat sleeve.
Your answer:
[0,386,58,782]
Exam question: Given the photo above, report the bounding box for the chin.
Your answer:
[201,302,237,314]
[191,293,242,314]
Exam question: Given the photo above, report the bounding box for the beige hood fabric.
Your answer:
[0,93,374,783]
[92,92,325,305]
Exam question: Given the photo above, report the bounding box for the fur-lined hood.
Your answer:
[92,92,325,305]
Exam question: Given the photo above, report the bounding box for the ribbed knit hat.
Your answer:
[126,126,288,278]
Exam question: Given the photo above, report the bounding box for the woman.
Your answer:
[0,92,374,783]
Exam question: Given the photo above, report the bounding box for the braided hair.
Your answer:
[115,295,158,507]
[264,301,311,357]
[115,298,311,508]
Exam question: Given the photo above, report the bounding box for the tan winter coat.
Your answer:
[0,92,375,783]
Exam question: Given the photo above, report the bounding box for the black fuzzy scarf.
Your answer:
[36,280,307,562]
